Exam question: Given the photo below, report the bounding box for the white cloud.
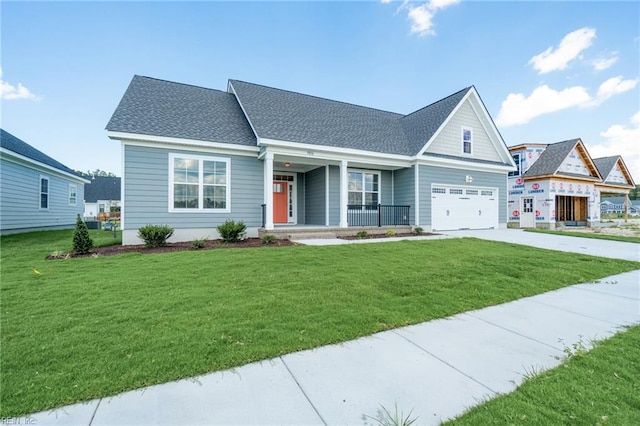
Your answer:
[587,111,640,182]
[495,84,590,127]
[0,68,39,101]
[529,27,596,74]
[388,0,460,37]
[590,76,638,106]
[591,54,618,71]
[496,76,638,127]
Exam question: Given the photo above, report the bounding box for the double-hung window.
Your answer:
[348,170,379,209]
[462,128,472,155]
[169,154,230,212]
[69,184,77,206]
[40,176,49,209]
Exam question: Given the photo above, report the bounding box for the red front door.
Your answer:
[273,182,288,223]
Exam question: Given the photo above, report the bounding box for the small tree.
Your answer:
[73,214,94,254]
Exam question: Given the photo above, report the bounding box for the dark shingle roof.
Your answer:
[400,87,472,154]
[523,139,577,177]
[106,76,256,146]
[0,128,80,177]
[84,177,121,203]
[108,76,492,159]
[593,156,620,182]
[229,79,413,155]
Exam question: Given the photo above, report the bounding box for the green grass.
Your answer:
[445,325,640,425]
[1,230,638,416]
[525,228,640,243]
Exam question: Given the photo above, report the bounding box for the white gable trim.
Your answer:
[417,155,514,173]
[416,88,514,167]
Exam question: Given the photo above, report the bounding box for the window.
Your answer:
[40,176,49,209]
[432,187,446,194]
[69,184,77,206]
[99,204,105,213]
[449,189,464,195]
[509,153,521,177]
[348,170,379,208]
[462,128,472,155]
[169,154,230,212]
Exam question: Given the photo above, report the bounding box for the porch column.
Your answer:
[339,160,348,228]
[264,152,274,230]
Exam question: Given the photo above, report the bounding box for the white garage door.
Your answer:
[431,185,498,231]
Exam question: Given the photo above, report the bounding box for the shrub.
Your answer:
[137,225,174,248]
[356,230,368,239]
[217,220,246,243]
[385,229,396,237]
[191,238,206,250]
[413,226,424,235]
[72,214,94,254]
[261,234,276,245]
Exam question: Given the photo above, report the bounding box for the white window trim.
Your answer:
[168,153,231,213]
[347,169,382,207]
[68,184,77,206]
[39,175,50,210]
[461,127,473,156]
[508,153,521,177]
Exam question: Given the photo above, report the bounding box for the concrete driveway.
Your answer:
[445,228,640,262]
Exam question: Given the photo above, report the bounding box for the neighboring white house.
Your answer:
[83,176,122,219]
[0,129,88,235]
[107,76,516,245]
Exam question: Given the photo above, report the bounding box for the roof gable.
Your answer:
[400,87,471,155]
[523,139,602,181]
[106,76,256,146]
[0,128,81,178]
[84,177,122,203]
[593,156,636,187]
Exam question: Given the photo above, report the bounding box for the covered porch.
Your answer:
[258,149,413,234]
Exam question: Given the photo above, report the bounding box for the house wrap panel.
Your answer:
[419,165,507,226]
[123,144,263,229]
[424,99,503,163]
[393,167,415,225]
[0,158,84,233]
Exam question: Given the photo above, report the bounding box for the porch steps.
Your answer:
[259,225,412,240]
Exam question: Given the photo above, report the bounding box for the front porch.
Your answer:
[259,149,414,233]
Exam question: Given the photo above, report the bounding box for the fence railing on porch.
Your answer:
[347,204,411,227]
[260,204,410,228]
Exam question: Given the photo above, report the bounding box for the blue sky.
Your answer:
[2,0,639,180]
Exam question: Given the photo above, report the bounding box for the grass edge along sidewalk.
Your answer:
[445,324,640,425]
[525,228,640,244]
[1,230,639,417]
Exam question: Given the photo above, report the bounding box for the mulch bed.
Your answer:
[46,238,296,260]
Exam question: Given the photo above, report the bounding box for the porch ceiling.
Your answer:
[273,156,406,173]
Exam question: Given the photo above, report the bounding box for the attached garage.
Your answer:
[431,184,498,231]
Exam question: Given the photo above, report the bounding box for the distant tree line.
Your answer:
[76,169,118,177]
[629,185,639,200]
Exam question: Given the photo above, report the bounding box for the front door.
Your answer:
[520,197,535,228]
[273,182,288,223]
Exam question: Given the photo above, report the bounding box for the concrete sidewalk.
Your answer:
[23,270,639,426]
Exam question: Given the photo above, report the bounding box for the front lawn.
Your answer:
[1,230,638,416]
[446,325,640,425]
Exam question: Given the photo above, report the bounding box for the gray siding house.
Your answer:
[0,129,88,235]
[107,76,515,245]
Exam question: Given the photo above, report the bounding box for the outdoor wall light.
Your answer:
[284,162,291,168]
